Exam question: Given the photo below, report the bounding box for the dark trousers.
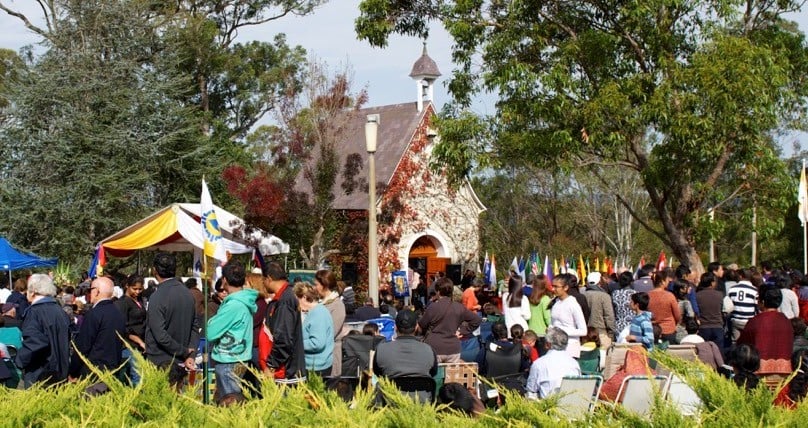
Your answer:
[699,327,725,354]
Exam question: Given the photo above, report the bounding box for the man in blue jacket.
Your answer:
[15,274,72,388]
[68,276,126,380]
[207,262,257,403]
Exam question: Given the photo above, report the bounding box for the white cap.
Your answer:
[586,272,602,285]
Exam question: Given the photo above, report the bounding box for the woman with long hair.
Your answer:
[612,271,637,338]
[550,274,588,358]
[502,275,531,336]
[314,269,347,376]
[114,275,146,385]
[527,275,552,335]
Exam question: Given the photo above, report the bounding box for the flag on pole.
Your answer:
[201,178,227,263]
[578,254,586,280]
[509,256,519,276]
[553,258,560,275]
[656,251,667,272]
[530,252,540,277]
[252,248,266,273]
[488,254,497,287]
[800,160,808,225]
[483,252,491,285]
[193,248,203,278]
[543,255,553,282]
[518,257,527,279]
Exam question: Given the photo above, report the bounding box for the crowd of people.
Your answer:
[2,256,808,414]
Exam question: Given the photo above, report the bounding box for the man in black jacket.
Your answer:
[15,274,72,388]
[263,261,306,382]
[144,253,200,388]
[69,276,126,379]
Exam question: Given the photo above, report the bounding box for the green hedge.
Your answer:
[1,351,806,427]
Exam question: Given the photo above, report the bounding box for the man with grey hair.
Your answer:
[15,273,72,388]
[525,326,581,399]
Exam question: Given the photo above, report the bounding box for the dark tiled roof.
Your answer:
[295,102,432,210]
[409,44,441,79]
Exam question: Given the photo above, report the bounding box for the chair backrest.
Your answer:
[578,349,601,375]
[666,344,698,362]
[604,343,643,379]
[556,375,604,420]
[485,341,522,378]
[758,373,790,393]
[440,362,479,395]
[366,318,396,342]
[390,376,437,403]
[617,375,670,417]
[342,335,384,377]
[665,374,702,416]
[0,327,22,350]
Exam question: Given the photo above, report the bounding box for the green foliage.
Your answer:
[357,0,808,271]
[5,349,808,426]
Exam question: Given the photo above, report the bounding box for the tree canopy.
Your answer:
[0,0,323,267]
[357,0,808,272]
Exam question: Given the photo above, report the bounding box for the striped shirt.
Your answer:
[728,281,758,321]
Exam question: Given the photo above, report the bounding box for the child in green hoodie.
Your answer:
[207,262,258,403]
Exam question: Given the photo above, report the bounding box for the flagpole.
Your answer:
[203,255,210,405]
[803,159,807,274]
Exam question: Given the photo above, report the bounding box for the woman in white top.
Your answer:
[501,275,531,336]
[550,273,588,358]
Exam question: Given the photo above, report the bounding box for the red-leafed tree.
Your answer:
[223,60,368,269]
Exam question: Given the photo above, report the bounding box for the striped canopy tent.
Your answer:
[91,203,289,274]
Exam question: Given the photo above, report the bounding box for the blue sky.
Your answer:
[1,1,806,148]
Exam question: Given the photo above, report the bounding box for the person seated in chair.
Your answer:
[525,327,581,399]
[478,322,529,377]
[373,310,437,378]
[373,310,437,403]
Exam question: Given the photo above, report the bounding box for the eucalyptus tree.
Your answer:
[357,0,808,272]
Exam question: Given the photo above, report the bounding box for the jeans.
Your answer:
[121,348,141,386]
[214,362,245,401]
[698,327,725,353]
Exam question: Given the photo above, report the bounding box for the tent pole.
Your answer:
[202,256,210,405]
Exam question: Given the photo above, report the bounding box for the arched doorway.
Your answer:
[407,235,450,284]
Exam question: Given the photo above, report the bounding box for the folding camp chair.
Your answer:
[616,374,670,417]
[665,374,702,416]
[555,375,604,420]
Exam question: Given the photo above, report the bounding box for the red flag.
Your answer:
[656,251,667,272]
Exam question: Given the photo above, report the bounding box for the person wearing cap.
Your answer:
[373,310,437,378]
[584,271,615,349]
[0,303,20,328]
[354,297,381,322]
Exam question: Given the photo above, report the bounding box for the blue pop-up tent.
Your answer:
[0,238,58,288]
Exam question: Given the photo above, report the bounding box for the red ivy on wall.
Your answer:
[376,107,436,279]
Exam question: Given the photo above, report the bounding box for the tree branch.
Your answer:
[0,1,51,39]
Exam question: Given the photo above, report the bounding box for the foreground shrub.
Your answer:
[0,350,807,426]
